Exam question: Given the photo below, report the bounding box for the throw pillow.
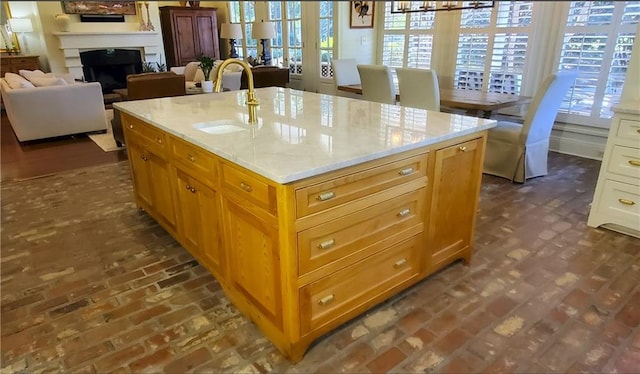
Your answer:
[18,69,46,82]
[193,68,205,82]
[4,72,35,89]
[183,61,201,81]
[30,77,68,87]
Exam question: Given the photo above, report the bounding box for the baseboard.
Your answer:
[549,122,609,161]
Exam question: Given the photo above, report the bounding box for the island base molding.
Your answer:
[121,112,487,362]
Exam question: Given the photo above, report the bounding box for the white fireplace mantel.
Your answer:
[54,31,161,79]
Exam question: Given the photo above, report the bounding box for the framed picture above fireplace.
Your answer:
[62,1,137,15]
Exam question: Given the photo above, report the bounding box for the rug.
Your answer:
[88,132,124,152]
[88,109,125,152]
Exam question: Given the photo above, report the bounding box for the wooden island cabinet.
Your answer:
[116,87,494,362]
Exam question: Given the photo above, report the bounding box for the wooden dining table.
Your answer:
[337,84,531,118]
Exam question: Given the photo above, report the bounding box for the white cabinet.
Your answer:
[588,104,640,238]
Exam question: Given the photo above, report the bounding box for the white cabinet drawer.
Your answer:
[599,179,640,229]
[608,145,640,182]
[617,119,640,141]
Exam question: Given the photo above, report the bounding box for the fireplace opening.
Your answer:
[80,49,143,94]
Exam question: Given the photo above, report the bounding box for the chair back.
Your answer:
[396,67,440,111]
[521,71,577,144]
[332,58,361,86]
[126,72,186,100]
[357,64,396,105]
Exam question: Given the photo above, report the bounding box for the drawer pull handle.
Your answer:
[156,137,163,144]
[394,258,408,268]
[128,124,134,129]
[629,160,640,167]
[619,198,635,206]
[240,182,253,192]
[397,208,411,218]
[187,154,196,162]
[316,191,335,201]
[317,239,336,250]
[459,146,467,152]
[318,294,335,305]
[398,167,414,176]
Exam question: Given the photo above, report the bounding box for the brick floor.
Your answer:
[1,152,639,373]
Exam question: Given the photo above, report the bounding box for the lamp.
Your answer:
[390,1,494,13]
[8,18,33,54]
[220,23,243,59]
[252,21,276,66]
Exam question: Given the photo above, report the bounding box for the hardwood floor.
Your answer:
[0,109,128,182]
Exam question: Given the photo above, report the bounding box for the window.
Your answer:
[319,1,334,78]
[229,1,257,60]
[557,1,639,120]
[455,1,533,94]
[381,1,436,87]
[267,1,302,76]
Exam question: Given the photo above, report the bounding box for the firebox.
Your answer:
[80,49,143,94]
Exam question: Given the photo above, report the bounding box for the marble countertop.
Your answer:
[114,87,496,184]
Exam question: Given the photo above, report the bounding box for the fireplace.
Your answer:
[80,49,142,94]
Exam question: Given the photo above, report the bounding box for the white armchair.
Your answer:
[170,60,242,92]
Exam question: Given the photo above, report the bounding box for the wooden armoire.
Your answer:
[159,6,220,68]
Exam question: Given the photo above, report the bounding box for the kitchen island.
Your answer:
[114,87,496,362]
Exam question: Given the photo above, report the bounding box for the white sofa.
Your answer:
[170,60,242,92]
[1,77,108,142]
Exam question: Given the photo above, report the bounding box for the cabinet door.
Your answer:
[128,141,154,209]
[194,12,219,60]
[148,150,177,230]
[174,169,223,276]
[426,137,484,271]
[223,197,283,331]
[173,13,198,65]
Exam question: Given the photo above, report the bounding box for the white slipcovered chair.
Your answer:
[483,71,578,183]
[170,60,242,92]
[356,64,396,105]
[332,58,361,86]
[332,58,361,99]
[396,67,440,111]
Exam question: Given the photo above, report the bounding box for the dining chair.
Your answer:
[357,64,396,105]
[396,67,440,111]
[483,71,578,183]
[332,58,361,86]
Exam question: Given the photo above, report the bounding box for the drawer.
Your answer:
[122,115,167,154]
[617,119,640,141]
[608,145,640,181]
[220,162,277,215]
[170,135,216,183]
[598,179,640,228]
[300,235,420,335]
[295,153,427,218]
[298,189,424,276]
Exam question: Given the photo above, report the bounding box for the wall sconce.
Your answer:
[220,23,243,59]
[390,1,494,13]
[252,21,276,66]
[8,18,33,54]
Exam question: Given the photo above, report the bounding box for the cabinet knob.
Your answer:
[398,167,414,176]
[397,208,411,218]
[459,146,467,152]
[629,160,640,167]
[618,198,635,206]
[318,294,335,305]
[316,191,335,201]
[240,182,253,192]
[128,124,134,129]
[187,154,196,162]
[140,155,148,161]
[190,187,197,193]
[393,258,408,268]
[317,239,336,250]
[186,184,192,191]
[156,137,163,144]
